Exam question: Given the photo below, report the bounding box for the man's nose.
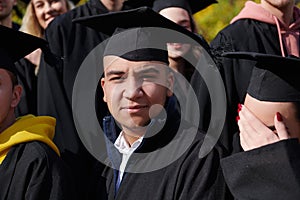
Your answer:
[123,77,143,100]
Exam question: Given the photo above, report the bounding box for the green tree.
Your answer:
[194,0,260,43]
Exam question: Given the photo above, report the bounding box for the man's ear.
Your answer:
[167,71,174,97]
[11,85,22,108]
[101,77,107,102]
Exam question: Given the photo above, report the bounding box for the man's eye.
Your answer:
[109,76,126,81]
[109,77,120,81]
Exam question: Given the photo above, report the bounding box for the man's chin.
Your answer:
[123,119,151,130]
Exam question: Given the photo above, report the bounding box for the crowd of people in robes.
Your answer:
[0,0,300,199]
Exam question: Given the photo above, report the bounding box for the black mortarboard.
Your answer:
[73,6,210,64]
[103,27,169,64]
[72,6,207,47]
[152,0,217,14]
[222,52,300,102]
[0,25,47,76]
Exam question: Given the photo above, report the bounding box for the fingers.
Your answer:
[239,105,272,134]
[238,109,256,151]
[274,112,290,140]
[237,104,279,151]
[238,104,257,151]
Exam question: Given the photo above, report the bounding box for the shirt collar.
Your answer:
[114,131,143,154]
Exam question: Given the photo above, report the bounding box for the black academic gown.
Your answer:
[15,58,37,117]
[37,1,146,198]
[37,1,114,198]
[0,142,76,200]
[86,97,232,200]
[12,22,20,31]
[221,138,300,200]
[191,19,292,152]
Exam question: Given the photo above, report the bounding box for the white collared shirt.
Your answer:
[114,131,143,186]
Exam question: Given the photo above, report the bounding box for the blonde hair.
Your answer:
[20,0,74,38]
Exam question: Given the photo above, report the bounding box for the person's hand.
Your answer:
[237,104,290,151]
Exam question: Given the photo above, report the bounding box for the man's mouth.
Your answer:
[122,105,148,113]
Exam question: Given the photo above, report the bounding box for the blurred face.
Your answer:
[244,94,300,140]
[101,56,173,133]
[0,0,16,20]
[32,0,68,29]
[159,7,192,59]
[262,0,294,9]
[0,69,21,133]
[100,0,124,12]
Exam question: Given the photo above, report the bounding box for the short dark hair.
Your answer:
[7,70,18,87]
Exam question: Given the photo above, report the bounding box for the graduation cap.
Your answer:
[0,25,47,76]
[222,52,300,102]
[103,27,169,64]
[152,0,218,14]
[72,6,207,47]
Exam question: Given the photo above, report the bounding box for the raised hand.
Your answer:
[238,104,290,151]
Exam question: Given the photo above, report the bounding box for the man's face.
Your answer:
[101,56,173,131]
[244,93,300,140]
[0,69,21,133]
[0,0,16,20]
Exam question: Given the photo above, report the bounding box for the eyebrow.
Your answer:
[105,70,125,77]
[137,67,160,75]
[105,65,163,77]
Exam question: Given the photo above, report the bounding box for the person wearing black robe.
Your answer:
[152,0,214,82]
[73,7,232,200]
[151,1,215,123]
[0,25,76,200]
[190,0,300,152]
[37,0,154,198]
[89,97,229,200]
[220,52,300,199]
[0,0,33,118]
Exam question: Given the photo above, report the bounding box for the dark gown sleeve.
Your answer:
[210,31,240,153]
[37,5,113,198]
[0,142,77,200]
[188,66,211,132]
[188,31,238,153]
[173,141,233,200]
[37,16,68,122]
[37,23,84,164]
[37,18,96,200]
[221,139,300,200]
[38,46,78,154]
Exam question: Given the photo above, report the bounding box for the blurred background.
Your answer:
[12,0,300,43]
